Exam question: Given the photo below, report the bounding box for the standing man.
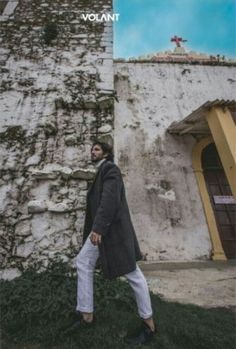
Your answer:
[75,141,156,345]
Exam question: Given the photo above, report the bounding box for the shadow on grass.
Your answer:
[0,261,235,349]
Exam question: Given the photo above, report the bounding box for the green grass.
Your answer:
[0,261,235,349]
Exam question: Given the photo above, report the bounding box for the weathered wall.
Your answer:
[1,1,235,279]
[0,0,113,278]
[114,62,236,261]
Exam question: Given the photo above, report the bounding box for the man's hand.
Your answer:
[90,231,102,245]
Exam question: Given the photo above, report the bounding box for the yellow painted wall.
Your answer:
[206,107,236,198]
[192,137,227,260]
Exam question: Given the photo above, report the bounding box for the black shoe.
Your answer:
[63,311,94,334]
[125,321,156,346]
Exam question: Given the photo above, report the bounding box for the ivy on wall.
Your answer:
[43,22,58,45]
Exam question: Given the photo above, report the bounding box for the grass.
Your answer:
[0,261,235,349]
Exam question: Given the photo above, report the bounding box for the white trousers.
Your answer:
[76,237,153,319]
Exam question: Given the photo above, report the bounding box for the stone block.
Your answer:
[96,134,113,145]
[15,220,31,237]
[96,81,113,91]
[47,201,73,213]
[78,180,87,190]
[54,234,71,249]
[25,154,41,166]
[60,167,73,179]
[16,241,35,258]
[105,46,113,54]
[28,200,47,213]
[31,215,50,241]
[38,237,51,249]
[98,124,112,133]
[65,134,78,146]
[0,268,21,280]
[97,96,114,109]
[29,168,59,180]
[71,168,96,180]
[83,98,97,109]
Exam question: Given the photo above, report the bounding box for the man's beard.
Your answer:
[91,156,103,162]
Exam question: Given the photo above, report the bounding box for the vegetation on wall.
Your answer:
[43,22,58,45]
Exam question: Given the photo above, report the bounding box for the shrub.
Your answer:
[43,22,58,45]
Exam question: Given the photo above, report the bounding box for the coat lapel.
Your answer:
[87,160,106,195]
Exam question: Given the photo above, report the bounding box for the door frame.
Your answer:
[192,136,227,260]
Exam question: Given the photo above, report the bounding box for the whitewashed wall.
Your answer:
[0,0,114,278]
[114,63,236,261]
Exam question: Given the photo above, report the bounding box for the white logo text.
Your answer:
[81,13,120,22]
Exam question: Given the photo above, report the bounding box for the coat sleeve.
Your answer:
[92,164,122,236]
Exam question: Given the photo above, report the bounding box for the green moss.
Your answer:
[42,22,58,45]
[0,126,26,147]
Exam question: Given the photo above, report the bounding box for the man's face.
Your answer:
[91,144,106,162]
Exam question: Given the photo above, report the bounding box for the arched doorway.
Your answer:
[202,143,236,259]
[170,102,236,260]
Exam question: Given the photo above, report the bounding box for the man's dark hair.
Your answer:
[92,141,114,162]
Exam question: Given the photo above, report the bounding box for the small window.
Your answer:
[202,143,223,170]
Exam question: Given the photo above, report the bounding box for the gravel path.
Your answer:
[140,261,236,309]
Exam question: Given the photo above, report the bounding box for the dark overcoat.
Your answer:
[83,160,142,279]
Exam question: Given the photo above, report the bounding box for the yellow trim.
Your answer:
[192,136,227,260]
[206,107,236,198]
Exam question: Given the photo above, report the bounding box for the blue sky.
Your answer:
[113,0,236,59]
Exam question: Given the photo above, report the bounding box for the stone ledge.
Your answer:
[28,199,76,214]
[28,165,95,180]
[71,168,95,180]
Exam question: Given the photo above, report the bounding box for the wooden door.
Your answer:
[202,143,236,259]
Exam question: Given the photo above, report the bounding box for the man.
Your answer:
[75,141,156,345]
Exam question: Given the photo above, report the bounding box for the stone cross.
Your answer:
[171,36,187,48]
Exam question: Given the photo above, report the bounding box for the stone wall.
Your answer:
[114,62,236,261]
[0,0,113,278]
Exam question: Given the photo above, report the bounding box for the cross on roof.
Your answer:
[171,36,187,48]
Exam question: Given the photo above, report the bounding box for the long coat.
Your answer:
[83,160,142,279]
